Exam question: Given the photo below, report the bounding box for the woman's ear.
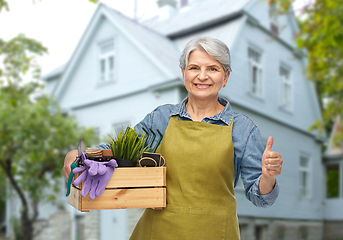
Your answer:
[223,71,230,87]
[181,69,185,84]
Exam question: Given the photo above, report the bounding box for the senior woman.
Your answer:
[63,37,283,240]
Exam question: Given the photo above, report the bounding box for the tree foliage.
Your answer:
[0,0,9,12]
[270,0,343,144]
[0,1,99,239]
[0,28,97,240]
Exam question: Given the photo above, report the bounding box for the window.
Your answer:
[298,226,308,240]
[276,226,286,240]
[248,47,263,97]
[326,163,340,198]
[280,65,292,111]
[299,155,311,199]
[239,224,248,240]
[255,226,265,240]
[99,40,115,82]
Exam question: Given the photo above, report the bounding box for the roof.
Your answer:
[41,64,66,81]
[103,4,181,77]
[48,0,253,100]
[141,0,250,37]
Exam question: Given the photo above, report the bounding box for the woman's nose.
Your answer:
[198,70,208,80]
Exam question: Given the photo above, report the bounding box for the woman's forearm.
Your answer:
[259,175,276,195]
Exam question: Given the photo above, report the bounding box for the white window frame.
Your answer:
[299,154,312,199]
[98,39,115,83]
[279,64,293,111]
[248,46,263,98]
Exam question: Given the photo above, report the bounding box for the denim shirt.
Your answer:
[97,97,279,208]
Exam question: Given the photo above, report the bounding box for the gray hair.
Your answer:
[179,37,232,73]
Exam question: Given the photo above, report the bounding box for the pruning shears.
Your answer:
[66,138,86,196]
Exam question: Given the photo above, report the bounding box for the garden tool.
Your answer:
[66,138,86,196]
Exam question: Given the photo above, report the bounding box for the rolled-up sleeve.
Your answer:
[240,126,280,208]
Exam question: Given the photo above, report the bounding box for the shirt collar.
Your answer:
[170,97,234,126]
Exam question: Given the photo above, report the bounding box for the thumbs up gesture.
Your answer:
[262,136,283,179]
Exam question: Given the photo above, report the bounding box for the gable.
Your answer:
[53,3,181,106]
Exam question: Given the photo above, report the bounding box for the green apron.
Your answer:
[130,116,239,240]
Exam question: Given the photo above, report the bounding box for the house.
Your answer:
[10,0,331,239]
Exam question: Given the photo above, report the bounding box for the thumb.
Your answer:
[264,136,274,153]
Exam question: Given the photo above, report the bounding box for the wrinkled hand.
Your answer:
[73,153,118,200]
[262,136,283,179]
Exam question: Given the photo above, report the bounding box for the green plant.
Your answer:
[109,127,150,162]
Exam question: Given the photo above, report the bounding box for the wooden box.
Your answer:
[68,150,166,212]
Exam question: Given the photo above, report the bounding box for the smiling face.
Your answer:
[182,49,230,102]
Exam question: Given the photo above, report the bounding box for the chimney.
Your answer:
[157,0,177,20]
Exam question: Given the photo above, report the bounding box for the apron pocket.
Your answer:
[151,205,228,240]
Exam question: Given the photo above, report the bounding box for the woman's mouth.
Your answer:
[194,84,211,88]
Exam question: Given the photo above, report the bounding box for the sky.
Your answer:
[0,0,309,78]
[0,0,159,77]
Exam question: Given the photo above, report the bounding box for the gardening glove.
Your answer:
[74,159,118,200]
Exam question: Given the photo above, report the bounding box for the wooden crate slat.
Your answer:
[73,187,166,211]
[107,167,166,188]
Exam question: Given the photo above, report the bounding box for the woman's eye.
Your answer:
[210,67,218,71]
[189,67,198,70]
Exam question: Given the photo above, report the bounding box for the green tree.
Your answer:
[0,0,9,12]
[0,31,97,240]
[270,0,343,144]
[1,1,99,239]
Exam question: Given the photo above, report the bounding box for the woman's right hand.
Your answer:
[63,150,78,182]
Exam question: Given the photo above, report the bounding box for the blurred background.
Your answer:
[1,0,342,240]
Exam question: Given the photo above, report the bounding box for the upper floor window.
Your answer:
[299,154,311,199]
[99,40,115,83]
[248,47,263,97]
[280,65,292,111]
